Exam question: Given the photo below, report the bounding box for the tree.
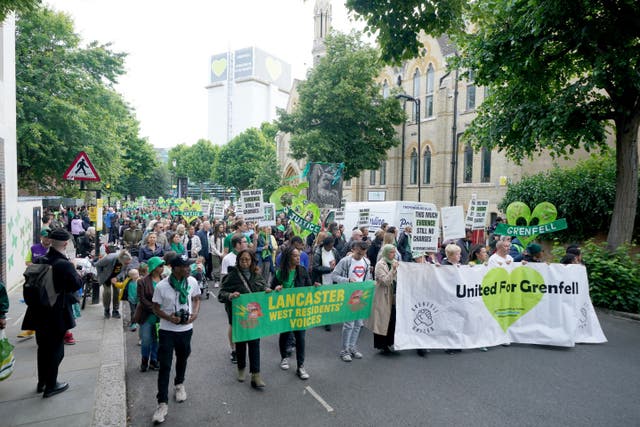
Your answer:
[184,139,219,199]
[277,31,405,180]
[0,0,39,21]
[214,127,276,192]
[347,0,640,250]
[15,6,137,192]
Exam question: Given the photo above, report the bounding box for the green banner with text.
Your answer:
[232,281,375,342]
[495,218,568,237]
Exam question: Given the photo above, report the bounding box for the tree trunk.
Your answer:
[607,113,640,250]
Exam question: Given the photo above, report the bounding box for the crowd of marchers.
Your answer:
[9,206,583,424]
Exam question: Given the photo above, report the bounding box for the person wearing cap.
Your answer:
[133,256,165,372]
[332,240,371,362]
[151,256,201,424]
[95,249,133,319]
[523,243,544,262]
[21,228,83,398]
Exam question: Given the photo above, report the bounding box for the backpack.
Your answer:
[23,258,58,307]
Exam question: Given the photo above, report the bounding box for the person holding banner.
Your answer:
[333,240,371,362]
[219,250,270,389]
[488,238,513,268]
[366,244,399,354]
[271,245,313,380]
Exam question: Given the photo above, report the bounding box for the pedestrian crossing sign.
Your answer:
[63,151,101,181]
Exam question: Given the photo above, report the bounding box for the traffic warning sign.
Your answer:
[62,151,101,181]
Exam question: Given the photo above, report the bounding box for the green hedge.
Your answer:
[499,153,640,242]
[551,241,640,314]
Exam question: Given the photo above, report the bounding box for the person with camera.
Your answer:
[151,256,201,424]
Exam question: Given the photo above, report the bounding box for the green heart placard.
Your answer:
[211,58,227,77]
[506,201,557,246]
[482,266,545,332]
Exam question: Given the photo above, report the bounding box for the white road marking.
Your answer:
[305,386,334,412]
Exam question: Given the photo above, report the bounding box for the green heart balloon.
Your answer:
[482,266,545,332]
[505,201,557,246]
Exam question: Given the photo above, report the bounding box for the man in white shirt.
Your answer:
[488,238,514,268]
[151,256,201,424]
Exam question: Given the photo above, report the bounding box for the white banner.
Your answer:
[412,208,439,253]
[441,206,465,241]
[394,263,606,349]
[261,203,276,227]
[240,189,263,222]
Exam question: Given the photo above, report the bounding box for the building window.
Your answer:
[423,147,431,185]
[463,143,473,183]
[369,169,376,186]
[466,70,476,110]
[410,148,418,185]
[379,160,386,185]
[382,80,389,99]
[412,68,420,121]
[481,146,491,183]
[425,64,434,117]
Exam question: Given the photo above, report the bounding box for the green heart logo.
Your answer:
[505,202,557,246]
[265,57,282,81]
[211,58,227,77]
[481,266,544,332]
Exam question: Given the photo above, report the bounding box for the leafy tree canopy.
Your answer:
[15,6,153,197]
[347,0,640,249]
[214,127,277,193]
[277,31,405,181]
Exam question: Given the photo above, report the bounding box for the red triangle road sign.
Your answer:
[63,151,101,181]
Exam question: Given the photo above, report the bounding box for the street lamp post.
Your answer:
[396,94,421,202]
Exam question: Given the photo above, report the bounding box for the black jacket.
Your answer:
[271,265,312,289]
[22,248,83,332]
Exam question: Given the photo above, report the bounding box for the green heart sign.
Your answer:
[505,201,557,246]
[481,266,544,332]
[269,182,321,238]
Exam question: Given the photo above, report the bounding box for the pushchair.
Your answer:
[191,264,210,300]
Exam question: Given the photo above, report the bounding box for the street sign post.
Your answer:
[63,151,101,181]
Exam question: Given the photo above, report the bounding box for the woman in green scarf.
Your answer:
[219,250,270,389]
[169,232,187,258]
[271,245,312,380]
[365,244,398,354]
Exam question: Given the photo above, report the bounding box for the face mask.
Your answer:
[244,230,254,238]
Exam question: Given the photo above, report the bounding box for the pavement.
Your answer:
[0,281,127,427]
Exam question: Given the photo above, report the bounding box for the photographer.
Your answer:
[151,256,201,424]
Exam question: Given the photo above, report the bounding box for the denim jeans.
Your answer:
[341,319,364,351]
[157,329,192,404]
[140,320,158,361]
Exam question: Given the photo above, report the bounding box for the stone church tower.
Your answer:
[312,0,332,66]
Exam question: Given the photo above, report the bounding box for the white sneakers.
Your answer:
[175,384,187,402]
[340,350,352,362]
[151,384,186,423]
[152,403,168,424]
[280,357,290,370]
[350,348,363,359]
[296,366,310,380]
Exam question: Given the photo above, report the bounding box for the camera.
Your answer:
[174,309,191,324]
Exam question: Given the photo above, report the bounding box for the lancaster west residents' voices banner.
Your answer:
[231,281,375,342]
[395,263,607,349]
